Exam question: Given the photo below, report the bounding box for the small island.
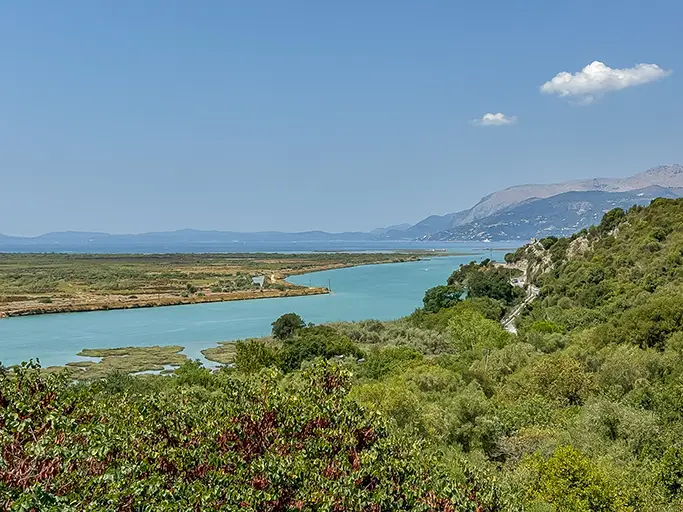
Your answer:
[0,252,424,317]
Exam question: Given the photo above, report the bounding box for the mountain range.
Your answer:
[1,164,681,248]
[0,229,373,248]
[381,163,683,239]
[420,186,683,241]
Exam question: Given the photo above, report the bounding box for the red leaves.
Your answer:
[157,456,178,476]
[85,457,108,477]
[354,426,377,451]
[61,401,76,416]
[0,440,63,491]
[218,410,279,462]
[343,427,378,476]
[322,372,346,393]
[0,364,472,509]
[297,416,331,441]
[322,463,341,480]
[36,456,62,483]
[39,391,57,409]
[422,491,457,512]
[184,463,212,481]
[217,429,239,453]
[348,449,361,471]
[73,434,88,446]
[119,495,135,512]
[85,451,115,477]
[251,474,269,490]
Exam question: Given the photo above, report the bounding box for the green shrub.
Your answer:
[523,446,626,511]
[279,326,363,372]
[271,312,305,340]
[234,339,279,373]
[422,284,464,313]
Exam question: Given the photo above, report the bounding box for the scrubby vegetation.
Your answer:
[446,259,522,306]
[1,361,476,510]
[6,199,683,509]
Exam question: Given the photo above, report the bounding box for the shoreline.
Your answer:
[0,257,425,318]
[0,286,331,319]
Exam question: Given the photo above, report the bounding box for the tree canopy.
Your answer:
[447,261,520,304]
[271,312,305,340]
[422,284,464,313]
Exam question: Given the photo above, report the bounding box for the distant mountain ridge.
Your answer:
[420,186,683,242]
[390,164,683,239]
[3,164,682,248]
[369,223,412,235]
[0,229,375,249]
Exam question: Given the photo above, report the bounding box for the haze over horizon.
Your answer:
[2,1,682,236]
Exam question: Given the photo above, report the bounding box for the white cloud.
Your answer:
[541,61,671,103]
[472,112,517,126]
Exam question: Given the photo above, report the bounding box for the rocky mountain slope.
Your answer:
[421,186,683,241]
[388,164,683,239]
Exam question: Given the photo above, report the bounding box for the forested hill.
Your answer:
[6,199,683,510]
[512,197,683,341]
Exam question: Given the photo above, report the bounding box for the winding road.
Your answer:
[502,285,540,334]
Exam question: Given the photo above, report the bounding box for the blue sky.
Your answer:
[1,1,681,235]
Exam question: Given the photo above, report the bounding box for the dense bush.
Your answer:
[271,312,305,340]
[233,339,279,373]
[344,199,683,510]
[449,262,521,305]
[422,284,464,313]
[279,326,363,372]
[522,446,626,511]
[1,361,479,511]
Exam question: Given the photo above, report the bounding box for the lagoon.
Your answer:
[0,247,512,367]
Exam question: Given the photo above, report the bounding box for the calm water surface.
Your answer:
[0,248,513,367]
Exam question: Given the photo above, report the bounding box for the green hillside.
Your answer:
[5,199,683,510]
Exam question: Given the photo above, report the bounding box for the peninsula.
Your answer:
[0,252,422,317]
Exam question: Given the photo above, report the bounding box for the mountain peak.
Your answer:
[642,164,683,176]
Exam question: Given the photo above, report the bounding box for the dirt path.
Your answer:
[502,285,539,334]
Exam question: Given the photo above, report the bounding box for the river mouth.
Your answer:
[0,247,516,368]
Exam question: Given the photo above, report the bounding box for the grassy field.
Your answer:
[0,252,421,317]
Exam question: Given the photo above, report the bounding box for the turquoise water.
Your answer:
[0,250,509,367]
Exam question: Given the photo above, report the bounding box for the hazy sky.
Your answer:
[1,1,682,236]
